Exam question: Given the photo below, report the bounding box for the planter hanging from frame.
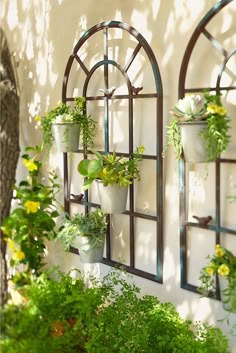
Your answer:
[52,123,80,152]
[219,276,236,313]
[179,121,208,163]
[77,235,105,263]
[96,180,128,214]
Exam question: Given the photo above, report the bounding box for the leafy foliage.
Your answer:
[198,244,236,311]
[36,97,96,154]
[163,92,231,161]
[56,209,108,251]
[0,268,230,353]
[0,146,60,281]
[78,145,144,190]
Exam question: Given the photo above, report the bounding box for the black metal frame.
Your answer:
[178,0,236,295]
[61,21,164,282]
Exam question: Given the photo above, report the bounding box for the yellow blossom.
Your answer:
[207,103,219,114]
[218,264,230,277]
[216,106,227,116]
[215,244,224,257]
[137,145,145,154]
[24,200,40,214]
[34,115,41,123]
[12,250,26,261]
[23,159,38,172]
[205,267,214,276]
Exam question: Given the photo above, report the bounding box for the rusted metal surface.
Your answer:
[62,21,163,282]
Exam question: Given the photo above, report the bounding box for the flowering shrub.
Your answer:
[163,92,231,160]
[1,145,60,283]
[198,244,236,311]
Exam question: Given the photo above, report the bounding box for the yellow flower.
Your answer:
[24,200,40,214]
[34,115,41,123]
[23,159,38,172]
[12,250,25,261]
[207,103,218,114]
[216,106,227,116]
[205,267,214,276]
[137,145,145,154]
[218,264,230,277]
[215,244,224,257]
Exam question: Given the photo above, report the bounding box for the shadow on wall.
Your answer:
[1,1,236,351]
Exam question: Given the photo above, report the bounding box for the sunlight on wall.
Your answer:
[174,0,205,32]
[7,0,18,30]
[1,1,236,351]
[131,9,152,43]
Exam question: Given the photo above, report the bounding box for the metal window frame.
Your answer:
[178,0,236,295]
[61,21,164,283]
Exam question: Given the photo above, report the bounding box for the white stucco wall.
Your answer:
[1,0,236,351]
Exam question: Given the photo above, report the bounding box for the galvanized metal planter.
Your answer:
[96,180,128,214]
[179,121,208,163]
[52,123,80,152]
[219,276,236,313]
[77,236,105,263]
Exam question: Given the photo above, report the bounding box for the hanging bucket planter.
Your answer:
[179,121,208,163]
[77,235,105,263]
[52,123,80,152]
[219,276,236,313]
[96,180,128,214]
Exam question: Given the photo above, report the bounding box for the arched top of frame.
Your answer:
[62,20,163,101]
[179,0,235,98]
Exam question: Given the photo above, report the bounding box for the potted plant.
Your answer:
[35,97,96,154]
[198,244,236,313]
[163,92,230,162]
[57,209,107,263]
[77,145,144,213]
[0,145,60,290]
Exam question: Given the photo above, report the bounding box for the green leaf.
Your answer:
[77,159,90,176]
[82,178,94,190]
[87,159,102,177]
[93,150,103,165]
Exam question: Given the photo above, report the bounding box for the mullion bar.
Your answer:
[123,42,142,72]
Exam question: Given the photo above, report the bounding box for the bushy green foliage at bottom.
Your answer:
[0,268,230,353]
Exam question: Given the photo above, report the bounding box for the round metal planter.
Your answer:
[52,123,80,152]
[77,236,105,263]
[96,180,128,214]
[179,121,208,163]
[219,276,236,313]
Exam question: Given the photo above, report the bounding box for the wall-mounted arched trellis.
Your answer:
[178,0,236,297]
[62,21,164,282]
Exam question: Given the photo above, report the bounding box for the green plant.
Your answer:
[0,267,105,353]
[163,92,231,161]
[78,145,145,190]
[57,209,108,251]
[198,244,236,312]
[35,97,96,154]
[0,145,60,282]
[0,268,230,353]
